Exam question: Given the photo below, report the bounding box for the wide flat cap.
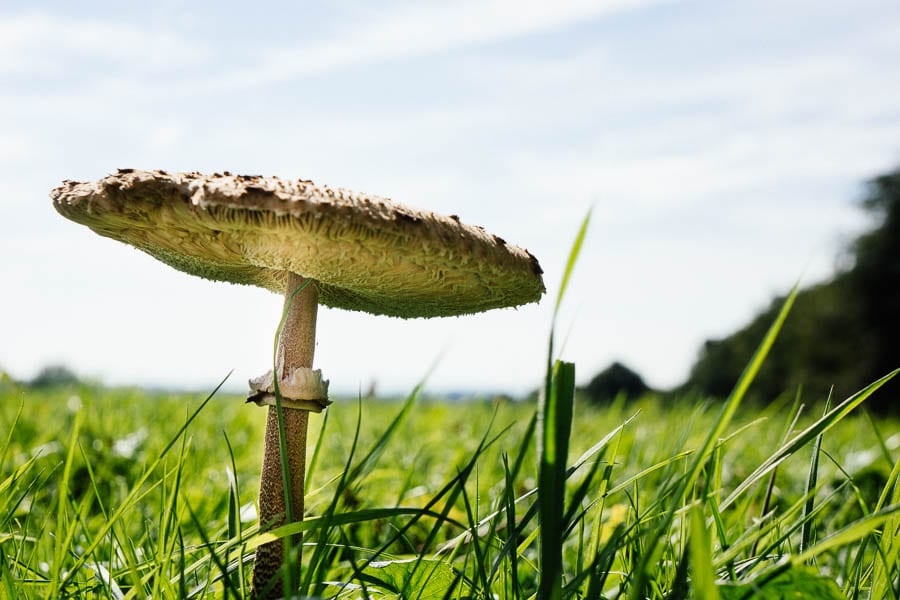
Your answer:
[52,169,544,318]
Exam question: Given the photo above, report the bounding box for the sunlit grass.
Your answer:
[1,369,897,598]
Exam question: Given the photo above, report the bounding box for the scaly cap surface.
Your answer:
[52,169,544,318]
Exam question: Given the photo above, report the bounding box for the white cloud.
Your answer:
[144,124,184,151]
[0,132,35,162]
[0,12,210,75]
[208,0,665,88]
[511,117,900,220]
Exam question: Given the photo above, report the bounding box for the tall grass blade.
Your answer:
[795,504,900,564]
[301,395,366,596]
[750,399,805,557]
[305,406,330,494]
[584,423,627,597]
[183,496,241,598]
[48,407,83,598]
[224,432,244,596]
[721,368,899,511]
[568,412,638,477]
[0,400,23,475]
[0,548,17,599]
[629,284,799,599]
[689,506,720,599]
[501,454,521,600]
[800,394,831,555]
[871,458,900,600]
[456,467,490,598]
[553,209,592,321]
[333,430,501,597]
[347,387,419,484]
[534,210,590,600]
[584,523,625,599]
[486,415,537,584]
[862,408,894,469]
[303,385,424,596]
[150,430,190,600]
[176,527,187,599]
[538,360,576,600]
[563,450,610,538]
[59,373,229,589]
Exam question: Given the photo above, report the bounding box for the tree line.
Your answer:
[584,166,900,412]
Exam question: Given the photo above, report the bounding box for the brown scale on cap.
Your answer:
[52,170,545,317]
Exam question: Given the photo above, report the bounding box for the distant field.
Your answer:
[1,377,898,598]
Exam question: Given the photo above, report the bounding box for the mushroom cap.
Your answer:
[52,169,544,318]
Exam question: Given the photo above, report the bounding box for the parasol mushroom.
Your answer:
[51,169,545,598]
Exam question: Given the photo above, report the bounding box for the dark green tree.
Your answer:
[582,361,649,404]
[846,169,900,409]
[29,365,81,389]
[683,166,900,411]
[684,278,865,404]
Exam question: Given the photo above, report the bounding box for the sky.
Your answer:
[2,0,900,397]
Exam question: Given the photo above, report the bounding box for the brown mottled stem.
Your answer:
[252,272,318,599]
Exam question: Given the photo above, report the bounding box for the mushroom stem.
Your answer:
[278,272,318,372]
[252,272,318,599]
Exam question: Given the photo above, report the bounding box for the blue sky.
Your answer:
[3,1,899,395]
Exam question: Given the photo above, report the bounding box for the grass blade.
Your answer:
[538,360,576,600]
[871,460,900,600]
[629,284,799,599]
[553,209,592,320]
[59,374,229,589]
[721,368,899,511]
[800,394,831,555]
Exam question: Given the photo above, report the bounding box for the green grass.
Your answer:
[1,371,898,598]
